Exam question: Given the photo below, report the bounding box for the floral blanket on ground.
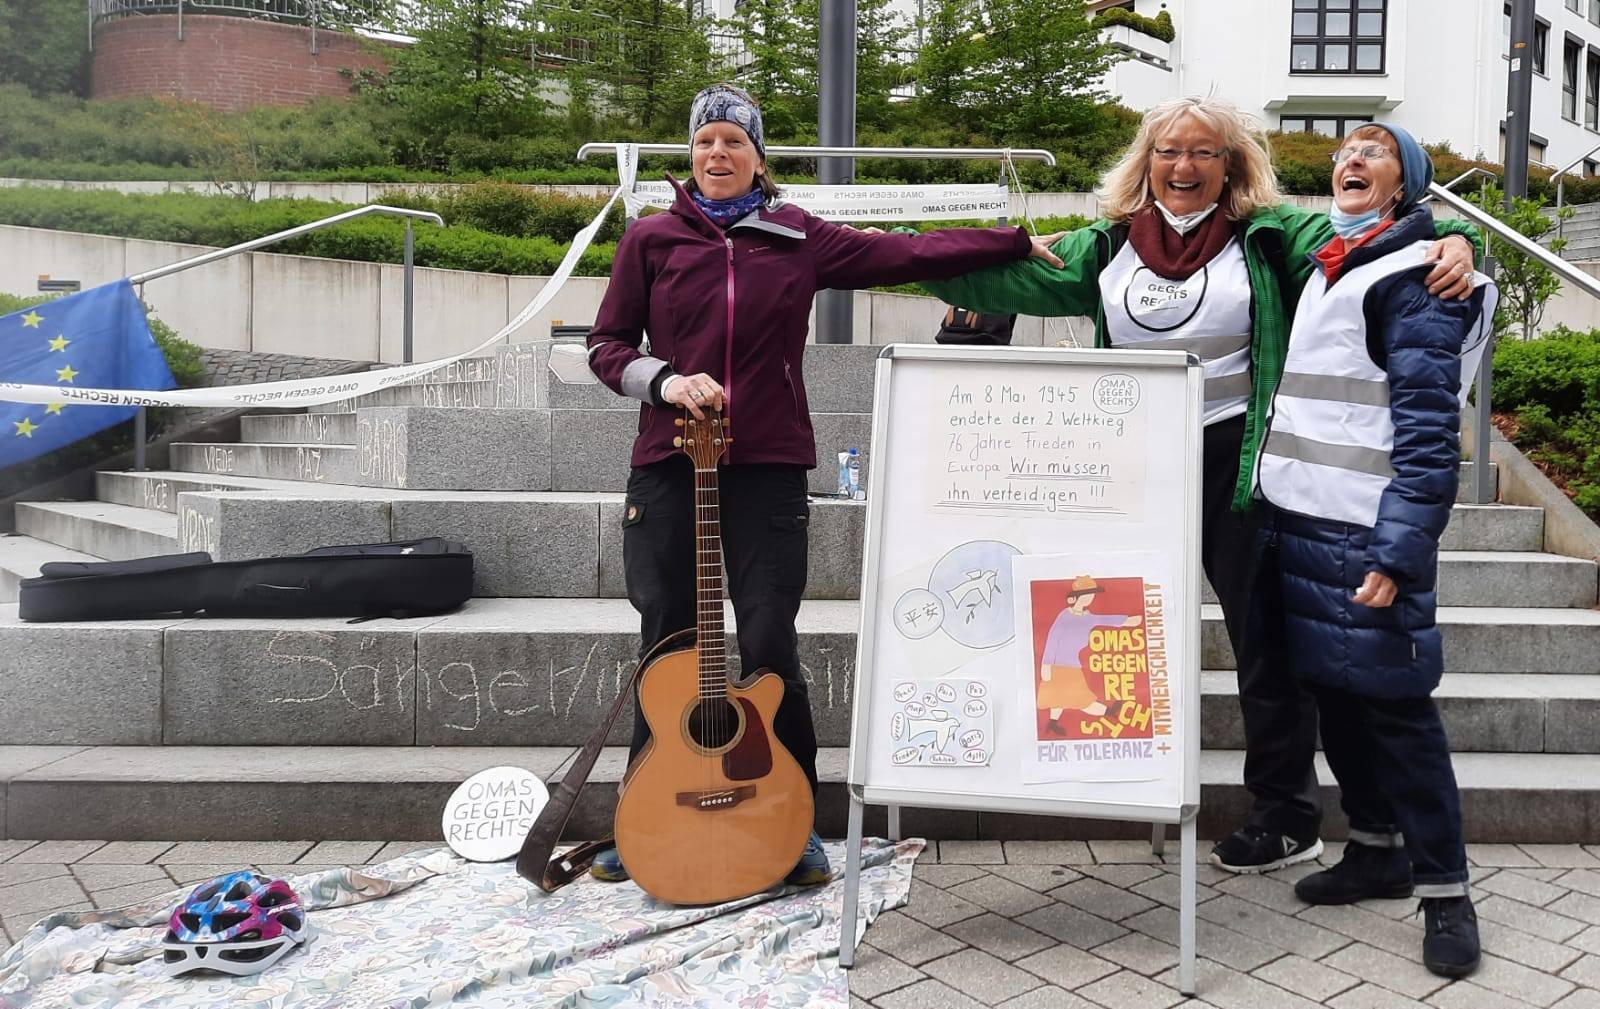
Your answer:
[0,838,919,1009]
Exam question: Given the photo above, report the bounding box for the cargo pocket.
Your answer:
[768,510,810,592]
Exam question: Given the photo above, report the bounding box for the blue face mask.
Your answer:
[1328,187,1403,239]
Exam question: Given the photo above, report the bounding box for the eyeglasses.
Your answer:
[1152,147,1227,164]
[1331,144,1392,164]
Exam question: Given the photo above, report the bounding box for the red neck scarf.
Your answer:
[1126,204,1237,281]
[1312,219,1395,284]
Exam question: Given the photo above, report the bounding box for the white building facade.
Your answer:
[1095,0,1600,175]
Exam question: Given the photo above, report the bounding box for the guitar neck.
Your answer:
[693,460,727,700]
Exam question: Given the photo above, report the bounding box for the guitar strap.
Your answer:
[515,628,694,892]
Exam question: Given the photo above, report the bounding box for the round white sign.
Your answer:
[441,765,549,862]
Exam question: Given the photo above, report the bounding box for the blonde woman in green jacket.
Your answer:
[920,96,1482,877]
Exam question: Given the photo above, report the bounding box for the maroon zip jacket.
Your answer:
[586,176,1033,468]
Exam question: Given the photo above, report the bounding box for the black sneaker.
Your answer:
[1422,895,1480,978]
[1209,825,1323,874]
[1295,841,1412,905]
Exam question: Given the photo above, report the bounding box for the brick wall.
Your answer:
[90,14,394,112]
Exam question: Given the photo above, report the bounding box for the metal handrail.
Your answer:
[125,203,443,471]
[1421,167,1497,204]
[1552,141,1600,243]
[128,204,443,284]
[576,143,1058,166]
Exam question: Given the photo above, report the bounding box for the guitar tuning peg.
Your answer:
[674,417,685,427]
[673,437,683,448]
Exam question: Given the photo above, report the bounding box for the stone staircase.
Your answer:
[1546,200,1600,260]
[2,342,1598,844]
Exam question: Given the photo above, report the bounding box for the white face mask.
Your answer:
[1155,200,1219,236]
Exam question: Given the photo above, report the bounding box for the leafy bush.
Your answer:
[1094,7,1176,43]
[1493,326,1600,516]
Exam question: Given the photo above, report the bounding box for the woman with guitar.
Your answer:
[582,83,1062,901]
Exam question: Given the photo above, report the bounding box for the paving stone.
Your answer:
[1476,919,1586,973]
[1049,877,1159,922]
[89,878,181,910]
[941,914,1053,962]
[1567,924,1600,956]
[1200,895,1349,958]
[1425,981,1548,1009]
[1253,953,1361,1002]
[371,841,442,863]
[946,874,1052,917]
[1130,871,1220,908]
[1469,844,1545,868]
[1012,943,1120,989]
[922,948,1042,1005]
[1121,907,1281,972]
[1320,943,1450,1001]
[939,840,1005,864]
[1183,861,1235,887]
[1550,890,1600,926]
[986,864,1081,892]
[2,903,91,940]
[1471,952,1577,1007]
[1521,846,1600,869]
[1552,989,1600,1009]
[1558,869,1600,900]
[163,863,260,886]
[0,841,39,862]
[841,946,924,999]
[6,841,105,863]
[1088,840,1163,864]
[1300,903,1427,953]
[900,879,986,928]
[1559,953,1600,988]
[993,986,1100,1009]
[1080,864,1163,888]
[860,909,964,966]
[159,842,314,865]
[1076,968,1186,1009]
[1014,901,1128,949]
[1477,869,1569,907]
[1478,894,1590,942]
[1155,958,1326,1009]
[0,863,68,888]
[75,841,176,864]
[1213,872,1304,915]
[872,978,986,1009]
[1092,932,1180,975]
[300,841,386,865]
[70,863,169,891]
[1002,840,1093,865]
[0,874,90,916]
[913,864,988,888]
[1328,983,1431,1009]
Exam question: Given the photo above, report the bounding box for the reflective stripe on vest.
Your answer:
[1259,240,1498,528]
[1099,236,1253,426]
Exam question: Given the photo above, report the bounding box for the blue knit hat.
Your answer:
[689,84,765,158]
[1361,122,1434,213]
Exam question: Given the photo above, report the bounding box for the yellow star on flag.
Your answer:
[13,418,37,437]
[19,311,42,329]
[44,403,64,415]
[48,335,69,352]
[55,364,78,382]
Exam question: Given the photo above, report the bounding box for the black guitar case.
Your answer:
[17,537,472,623]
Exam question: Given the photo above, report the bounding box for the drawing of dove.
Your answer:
[947,569,1001,622]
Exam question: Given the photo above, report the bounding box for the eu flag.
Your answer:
[0,280,176,469]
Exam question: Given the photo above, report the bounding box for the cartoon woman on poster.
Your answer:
[1037,576,1144,736]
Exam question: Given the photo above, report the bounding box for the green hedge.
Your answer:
[1094,7,1176,43]
[1493,326,1600,516]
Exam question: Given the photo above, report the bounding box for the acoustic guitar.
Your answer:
[611,410,815,905]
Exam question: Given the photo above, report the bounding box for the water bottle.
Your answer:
[837,450,853,496]
[845,447,863,500]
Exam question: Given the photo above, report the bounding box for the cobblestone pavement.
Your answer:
[4,838,1600,1008]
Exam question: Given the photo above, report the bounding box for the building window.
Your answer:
[1570,0,1583,12]
[1280,115,1374,137]
[1292,0,1386,74]
[1567,35,1583,120]
[1589,49,1600,127]
[1505,6,1551,74]
[1592,0,1600,26]
[1587,159,1600,177]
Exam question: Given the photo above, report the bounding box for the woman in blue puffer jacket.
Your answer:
[1255,122,1497,980]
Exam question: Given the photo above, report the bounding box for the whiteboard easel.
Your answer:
[839,346,1202,997]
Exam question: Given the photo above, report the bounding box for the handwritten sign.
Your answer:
[441,765,549,862]
[928,373,1148,520]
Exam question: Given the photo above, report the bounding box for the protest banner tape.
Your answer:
[624,182,1011,221]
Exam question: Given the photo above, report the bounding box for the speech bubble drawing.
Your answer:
[892,588,944,640]
[930,753,957,765]
[923,694,936,706]
[935,682,957,703]
[891,712,906,739]
[963,699,988,718]
[959,730,985,749]
[963,749,988,764]
[892,682,916,702]
[905,702,927,718]
[892,746,920,765]
[966,681,988,698]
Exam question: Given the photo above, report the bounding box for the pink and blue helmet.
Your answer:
[162,871,308,977]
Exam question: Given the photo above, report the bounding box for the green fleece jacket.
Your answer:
[916,205,1484,509]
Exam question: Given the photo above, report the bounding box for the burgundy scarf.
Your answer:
[1126,204,1237,281]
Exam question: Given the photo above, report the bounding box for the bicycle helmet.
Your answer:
[161,870,308,977]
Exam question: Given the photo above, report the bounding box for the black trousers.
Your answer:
[621,456,820,795]
[1205,416,1322,839]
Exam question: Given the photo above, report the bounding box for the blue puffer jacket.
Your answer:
[1269,208,1492,698]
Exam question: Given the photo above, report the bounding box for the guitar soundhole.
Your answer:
[688,698,742,750]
